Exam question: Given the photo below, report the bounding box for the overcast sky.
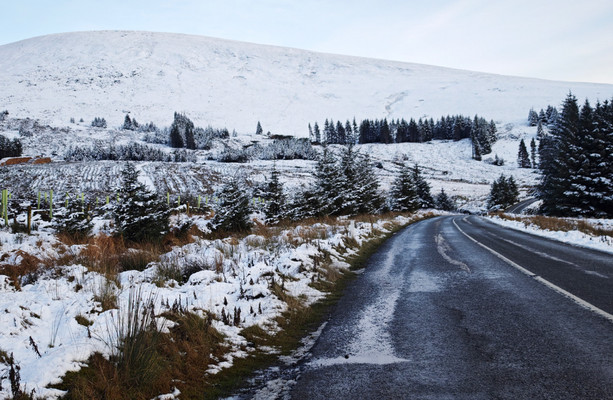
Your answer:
[3,0,613,84]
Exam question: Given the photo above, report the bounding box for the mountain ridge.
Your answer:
[1,30,611,135]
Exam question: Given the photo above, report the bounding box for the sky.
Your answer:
[2,0,613,84]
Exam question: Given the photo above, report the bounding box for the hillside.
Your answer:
[1,31,612,136]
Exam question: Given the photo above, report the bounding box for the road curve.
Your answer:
[285,215,613,399]
[505,197,539,214]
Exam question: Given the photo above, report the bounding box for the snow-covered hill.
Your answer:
[1,31,612,136]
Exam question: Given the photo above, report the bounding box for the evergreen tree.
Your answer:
[213,174,252,232]
[123,114,134,130]
[169,112,195,149]
[528,108,539,126]
[536,121,545,140]
[389,163,419,212]
[488,174,519,210]
[313,122,321,144]
[53,196,93,239]
[538,93,581,216]
[312,146,344,215]
[354,153,384,214]
[256,121,263,135]
[262,165,286,224]
[170,125,183,148]
[411,164,435,208]
[517,139,531,168]
[435,188,454,211]
[113,163,170,243]
[530,138,537,168]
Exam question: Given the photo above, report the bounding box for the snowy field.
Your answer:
[0,211,429,399]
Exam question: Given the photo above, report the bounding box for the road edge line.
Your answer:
[452,217,613,324]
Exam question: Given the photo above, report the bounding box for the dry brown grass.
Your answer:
[495,213,613,238]
[56,310,227,400]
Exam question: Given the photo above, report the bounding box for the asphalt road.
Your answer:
[505,198,539,214]
[285,215,613,400]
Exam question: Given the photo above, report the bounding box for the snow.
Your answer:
[485,215,613,254]
[0,211,427,398]
[1,31,612,136]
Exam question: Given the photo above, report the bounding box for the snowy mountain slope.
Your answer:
[1,31,612,136]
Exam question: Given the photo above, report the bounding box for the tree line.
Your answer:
[537,93,613,217]
[309,114,497,160]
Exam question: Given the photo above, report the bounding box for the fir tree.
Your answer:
[53,196,93,239]
[389,163,419,212]
[113,163,170,243]
[123,114,134,130]
[528,108,539,126]
[435,188,454,211]
[411,164,435,208]
[530,138,537,168]
[262,165,286,225]
[538,93,580,216]
[488,174,519,210]
[256,121,263,135]
[312,146,344,216]
[517,139,531,168]
[213,175,252,232]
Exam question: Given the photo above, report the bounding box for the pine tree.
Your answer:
[262,165,286,224]
[389,163,419,212]
[435,188,454,211]
[488,174,519,210]
[517,139,531,168]
[256,121,263,135]
[312,146,344,216]
[536,121,545,140]
[538,93,581,216]
[528,108,539,126]
[123,114,134,130]
[530,138,537,168]
[113,163,170,243]
[313,122,321,144]
[411,164,435,208]
[354,152,384,214]
[213,175,252,232]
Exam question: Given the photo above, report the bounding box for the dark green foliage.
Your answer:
[212,175,252,232]
[389,163,419,212]
[262,166,286,225]
[91,117,107,128]
[113,163,170,243]
[517,139,531,168]
[488,174,519,210]
[53,197,94,238]
[530,138,537,168]
[411,165,435,208]
[122,114,138,130]
[169,112,195,149]
[314,114,495,148]
[435,188,454,211]
[539,95,613,217]
[0,135,22,158]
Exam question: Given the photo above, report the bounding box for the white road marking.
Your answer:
[453,217,613,324]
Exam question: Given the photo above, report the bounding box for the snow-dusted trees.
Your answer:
[169,112,195,149]
[539,94,613,217]
[435,188,454,211]
[213,174,252,232]
[389,163,419,212]
[488,174,519,210]
[262,165,286,225]
[412,165,435,208]
[122,114,139,130]
[113,163,170,243]
[0,135,22,158]
[517,139,531,168]
[311,114,496,152]
[256,121,263,135]
[91,117,107,128]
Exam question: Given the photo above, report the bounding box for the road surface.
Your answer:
[270,215,613,399]
[505,197,539,214]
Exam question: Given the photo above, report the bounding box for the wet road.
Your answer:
[288,215,613,399]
